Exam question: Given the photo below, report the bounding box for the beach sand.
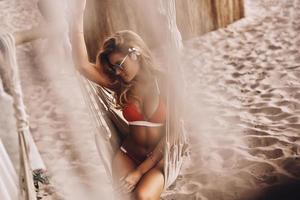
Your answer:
[163,0,300,199]
[1,0,300,200]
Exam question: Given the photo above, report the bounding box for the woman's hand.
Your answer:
[119,169,143,193]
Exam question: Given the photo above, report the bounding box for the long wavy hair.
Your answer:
[96,30,160,109]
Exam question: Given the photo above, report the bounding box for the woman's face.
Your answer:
[108,52,140,83]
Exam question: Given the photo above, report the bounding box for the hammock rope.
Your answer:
[158,0,188,189]
[0,33,46,200]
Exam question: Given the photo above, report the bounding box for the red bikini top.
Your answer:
[122,97,166,124]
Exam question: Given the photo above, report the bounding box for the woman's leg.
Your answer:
[134,165,164,200]
[112,149,137,199]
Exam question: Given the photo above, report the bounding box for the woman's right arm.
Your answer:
[69,1,114,89]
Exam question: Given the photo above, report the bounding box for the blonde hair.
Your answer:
[97,30,159,109]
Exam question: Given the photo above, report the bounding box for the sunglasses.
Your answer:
[108,54,129,74]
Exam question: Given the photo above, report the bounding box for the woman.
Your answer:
[70,1,166,200]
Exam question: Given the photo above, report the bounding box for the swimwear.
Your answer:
[120,77,165,161]
[122,77,166,127]
[122,96,166,127]
[120,145,152,165]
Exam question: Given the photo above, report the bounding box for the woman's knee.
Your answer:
[134,187,155,200]
[134,168,164,200]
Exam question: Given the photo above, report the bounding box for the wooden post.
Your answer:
[84,0,244,59]
[211,0,245,28]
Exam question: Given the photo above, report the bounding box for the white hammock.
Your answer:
[0,139,18,200]
[0,33,46,200]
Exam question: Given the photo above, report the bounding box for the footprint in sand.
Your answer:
[243,136,279,148]
[248,148,284,159]
[278,157,300,177]
[181,181,203,194]
[244,128,270,136]
[248,106,282,115]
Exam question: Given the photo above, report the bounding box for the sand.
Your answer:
[1,0,300,200]
[163,0,300,199]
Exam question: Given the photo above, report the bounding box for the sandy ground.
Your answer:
[1,0,300,200]
[164,0,300,199]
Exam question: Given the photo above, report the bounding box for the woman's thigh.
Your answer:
[112,149,137,183]
[134,167,164,200]
[112,149,137,199]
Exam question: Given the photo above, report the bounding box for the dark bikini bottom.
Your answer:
[120,145,152,165]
